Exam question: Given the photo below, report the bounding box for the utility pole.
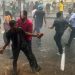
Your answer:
[17,0,21,12]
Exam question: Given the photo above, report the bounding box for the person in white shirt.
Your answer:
[66,8,75,47]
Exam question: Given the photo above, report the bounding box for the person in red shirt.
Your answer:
[16,10,41,73]
[16,14,32,41]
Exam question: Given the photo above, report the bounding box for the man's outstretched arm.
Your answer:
[0,42,9,54]
[25,32,44,39]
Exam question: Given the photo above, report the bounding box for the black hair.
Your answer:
[23,10,27,16]
[60,1,63,3]
[9,20,16,27]
[56,12,62,18]
[5,11,12,16]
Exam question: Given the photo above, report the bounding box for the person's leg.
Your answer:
[12,48,20,75]
[3,31,7,43]
[36,24,42,47]
[67,28,75,47]
[36,25,40,33]
[54,33,63,54]
[34,24,41,47]
[22,40,41,72]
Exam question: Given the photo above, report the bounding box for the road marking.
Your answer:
[60,47,65,71]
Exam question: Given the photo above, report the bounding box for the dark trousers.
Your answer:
[3,32,7,43]
[60,11,63,16]
[68,27,75,46]
[12,40,38,73]
[54,32,63,54]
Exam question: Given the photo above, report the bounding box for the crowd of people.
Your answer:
[0,0,75,75]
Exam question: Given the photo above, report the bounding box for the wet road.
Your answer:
[0,18,75,75]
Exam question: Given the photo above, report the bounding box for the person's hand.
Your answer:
[0,47,4,54]
[37,33,44,39]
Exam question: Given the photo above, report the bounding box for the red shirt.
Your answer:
[16,18,33,41]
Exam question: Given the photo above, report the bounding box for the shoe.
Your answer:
[63,47,65,53]
[66,44,70,47]
[56,52,62,56]
[73,38,75,39]
[12,70,17,75]
[35,66,41,72]
[31,66,41,73]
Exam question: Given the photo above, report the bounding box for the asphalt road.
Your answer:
[0,18,75,75]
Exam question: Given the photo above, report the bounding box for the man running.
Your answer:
[49,12,68,55]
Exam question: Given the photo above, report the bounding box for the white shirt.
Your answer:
[32,9,37,17]
[69,13,75,27]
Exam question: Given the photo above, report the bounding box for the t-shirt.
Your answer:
[6,27,26,49]
[66,13,72,23]
[69,13,75,27]
[4,15,12,31]
[16,18,33,41]
[59,3,64,12]
[53,18,68,33]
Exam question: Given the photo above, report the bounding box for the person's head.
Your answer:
[5,11,9,16]
[60,1,63,4]
[20,10,27,20]
[5,11,12,17]
[9,20,16,28]
[37,4,43,10]
[68,8,72,14]
[35,1,39,4]
[56,12,62,18]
